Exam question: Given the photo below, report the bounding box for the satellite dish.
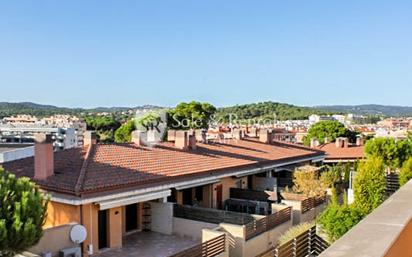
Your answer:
[70,224,87,244]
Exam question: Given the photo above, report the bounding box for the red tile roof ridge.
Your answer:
[74,143,95,195]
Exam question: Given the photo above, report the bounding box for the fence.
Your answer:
[169,234,226,257]
[174,204,254,225]
[245,206,292,240]
[230,188,277,202]
[301,196,326,214]
[386,173,400,195]
[257,226,329,257]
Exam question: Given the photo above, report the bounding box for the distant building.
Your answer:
[2,114,87,147]
[0,124,77,150]
[3,115,38,124]
[308,114,335,124]
[378,118,411,130]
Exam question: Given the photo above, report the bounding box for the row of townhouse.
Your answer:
[2,129,326,257]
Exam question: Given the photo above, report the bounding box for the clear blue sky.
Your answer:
[0,1,411,108]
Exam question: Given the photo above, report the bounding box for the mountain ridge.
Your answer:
[0,101,411,118]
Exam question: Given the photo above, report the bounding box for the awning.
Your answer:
[175,179,220,190]
[97,190,171,210]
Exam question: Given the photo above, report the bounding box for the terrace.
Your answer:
[173,204,292,257]
[95,231,200,257]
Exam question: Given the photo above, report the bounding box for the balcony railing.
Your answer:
[169,234,226,257]
[174,204,254,225]
[245,206,292,240]
[301,196,327,214]
[257,226,329,257]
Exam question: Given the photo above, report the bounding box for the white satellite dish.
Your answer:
[70,224,87,244]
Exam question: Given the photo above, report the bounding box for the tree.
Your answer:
[84,115,122,142]
[215,101,334,122]
[114,119,136,143]
[168,101,216,129]
[353,157,386,215]
[399,157,412,186]
[364,137,412,170]
[303,120,356,146]
[0,169,49,257]
[291,166,325,197]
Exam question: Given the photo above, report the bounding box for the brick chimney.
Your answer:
[310,138,319,148]
[167,129,176,142]
[233,128,244,140]
[175,130,188,150]
[34,133,54,180]
[342,137,349,148]
[188,134,197,150]
[195,129,207,143]
[131,130,146,146]
[335,137,342,148]
[84,131,97,146]
[259,129,272,144]
[249,127,258,137]
[356,137,364,146]
[335,137,349,148]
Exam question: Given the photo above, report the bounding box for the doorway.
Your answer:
[98,210,109,249]
[182,188,193,205]
[125,203,138,232]
[216,184,223,209]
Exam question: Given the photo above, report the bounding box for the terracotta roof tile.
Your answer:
[2,138,324,196]
[317,143,365,161]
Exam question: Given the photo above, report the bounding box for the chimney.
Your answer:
[34,133,54,180]
[195,129,207,143]
[324,137,329,144]
[342,137,349,148]
[335,137,349,148]
[131,130,146,146]
[175,130,189,150]
[356,137,364,146]
[167,129,176,142]
[250,127,258,137]
[259,129,272,144]
[310,138,319,148]
[84,131,97,146]
[188,134,197,150]
[335,137,343,148]
[233,128,244,140]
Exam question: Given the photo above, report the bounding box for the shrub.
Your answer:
[292,166,325,197]
[0,169,49,257]
[353,157,386,215]
[278,221,315,245]
[317,201,364,242]
[399,157,412,186]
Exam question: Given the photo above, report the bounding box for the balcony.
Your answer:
[173,204,293,257]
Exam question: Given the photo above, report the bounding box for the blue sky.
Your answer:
[0,1,411,108]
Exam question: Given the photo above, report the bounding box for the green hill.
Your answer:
[216,102,332,121]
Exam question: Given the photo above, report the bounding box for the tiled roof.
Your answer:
[317,143,365,161]
[2,138,324,196]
